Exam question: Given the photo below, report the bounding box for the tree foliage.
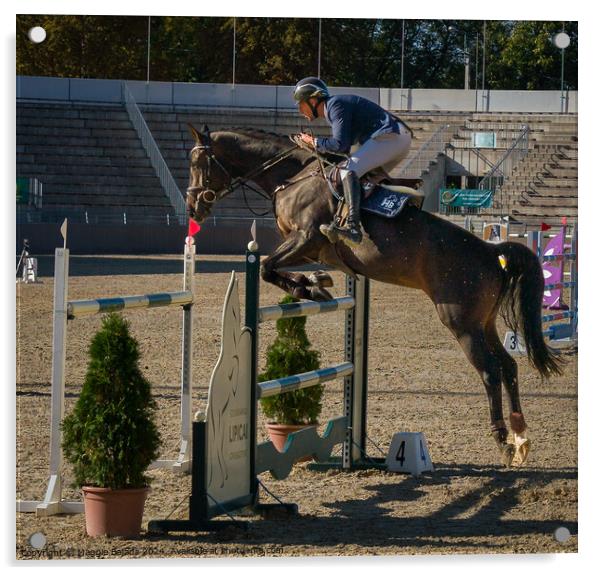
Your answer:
[258,294,323,425]
[61,313,161,489]
[17,15,577,90]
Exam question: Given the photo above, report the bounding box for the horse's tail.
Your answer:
[495,241,564,378]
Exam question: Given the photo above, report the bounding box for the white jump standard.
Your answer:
[17,239,196,517]
[149,240,378,534]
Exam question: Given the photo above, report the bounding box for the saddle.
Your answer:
[287,133,424,220]
[327,165,425,220]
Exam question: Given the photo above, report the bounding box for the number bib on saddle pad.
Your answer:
[360,184,424,218]
[361,186,411,218]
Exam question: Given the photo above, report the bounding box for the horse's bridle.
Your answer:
[186,138,300,218]
[186,142,234,212]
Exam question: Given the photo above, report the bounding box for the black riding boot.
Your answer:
[320,171,363,246]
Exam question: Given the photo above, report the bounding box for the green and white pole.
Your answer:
[245,224,261,503]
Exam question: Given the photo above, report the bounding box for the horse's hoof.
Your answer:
[512,433,531,467]
[308,270,334,288]
[309,285,334,301]
[291,286,311,300]
[319,224,338,244]
[500,443,516,468]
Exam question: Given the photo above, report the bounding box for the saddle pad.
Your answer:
[361,187,411,218]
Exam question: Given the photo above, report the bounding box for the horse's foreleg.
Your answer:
[260,233,333,301]
[437,302,516,467]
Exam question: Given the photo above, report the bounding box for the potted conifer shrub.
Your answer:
[258,295,323,455]
[61,313,161,538]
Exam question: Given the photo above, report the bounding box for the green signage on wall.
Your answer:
[16,177,29,204]
[471,132,497,148]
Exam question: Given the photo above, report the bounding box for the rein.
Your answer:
[272,144,343,198]
[187,143,299,216]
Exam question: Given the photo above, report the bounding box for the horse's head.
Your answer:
[186,124,314,223]
[186,124,233,223]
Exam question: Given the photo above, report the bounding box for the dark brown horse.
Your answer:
[186,125,562,467]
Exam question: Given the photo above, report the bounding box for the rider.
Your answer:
[293,76,412,246]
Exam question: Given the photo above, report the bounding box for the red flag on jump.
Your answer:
[188,219,201,238]
[540,222,552,231]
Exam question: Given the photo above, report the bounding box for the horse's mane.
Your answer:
[215,127,302,159]
[226,127,290,141]
[226,128,344,165]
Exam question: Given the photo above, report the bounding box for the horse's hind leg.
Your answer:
[485,323,530,466]
[437,305,516,467]
[459,327,517,467]
[260,232,333,301]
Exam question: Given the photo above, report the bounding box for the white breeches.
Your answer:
[343,127,412,178]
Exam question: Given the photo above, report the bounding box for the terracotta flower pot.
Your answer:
[266,422,317,462]
[82,486,149,537]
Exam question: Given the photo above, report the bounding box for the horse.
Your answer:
[185,124,563,468]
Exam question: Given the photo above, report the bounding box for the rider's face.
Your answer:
[298,99,315,121]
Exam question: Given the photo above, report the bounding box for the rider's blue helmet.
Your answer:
[293,77,330,104]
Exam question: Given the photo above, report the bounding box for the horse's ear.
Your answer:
[188,123,203,143]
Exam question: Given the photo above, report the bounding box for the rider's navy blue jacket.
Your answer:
[315,94,402,155]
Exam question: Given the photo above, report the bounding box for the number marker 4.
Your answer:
[386,432,434,477]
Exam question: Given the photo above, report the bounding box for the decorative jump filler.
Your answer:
[503,225,578,354]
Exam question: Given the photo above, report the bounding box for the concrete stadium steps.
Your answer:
[17,143,149,159]
[503,179,578,192]
[511,204,578,220]
[22,172,164,188]
[512,159,578,172]
[441,113,578,223]
[449,115,578,150]
[514,195,577,208]
[16,152,155,168]
[143,107,310,135]
[16,162,160,177]
[17,124,137,140]
[17,101,175,218]
[471,112,577,124]
[495,140,577,223]
[44,192,173,207]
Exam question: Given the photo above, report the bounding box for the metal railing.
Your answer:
[470,148,498,171]
[16,207,277,228]
[397,123,458,179]
[478,124,530,215]
[522,147,570,203]
[122,82,187,223]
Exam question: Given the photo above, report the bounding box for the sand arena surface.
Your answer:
[16,254,577,558]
